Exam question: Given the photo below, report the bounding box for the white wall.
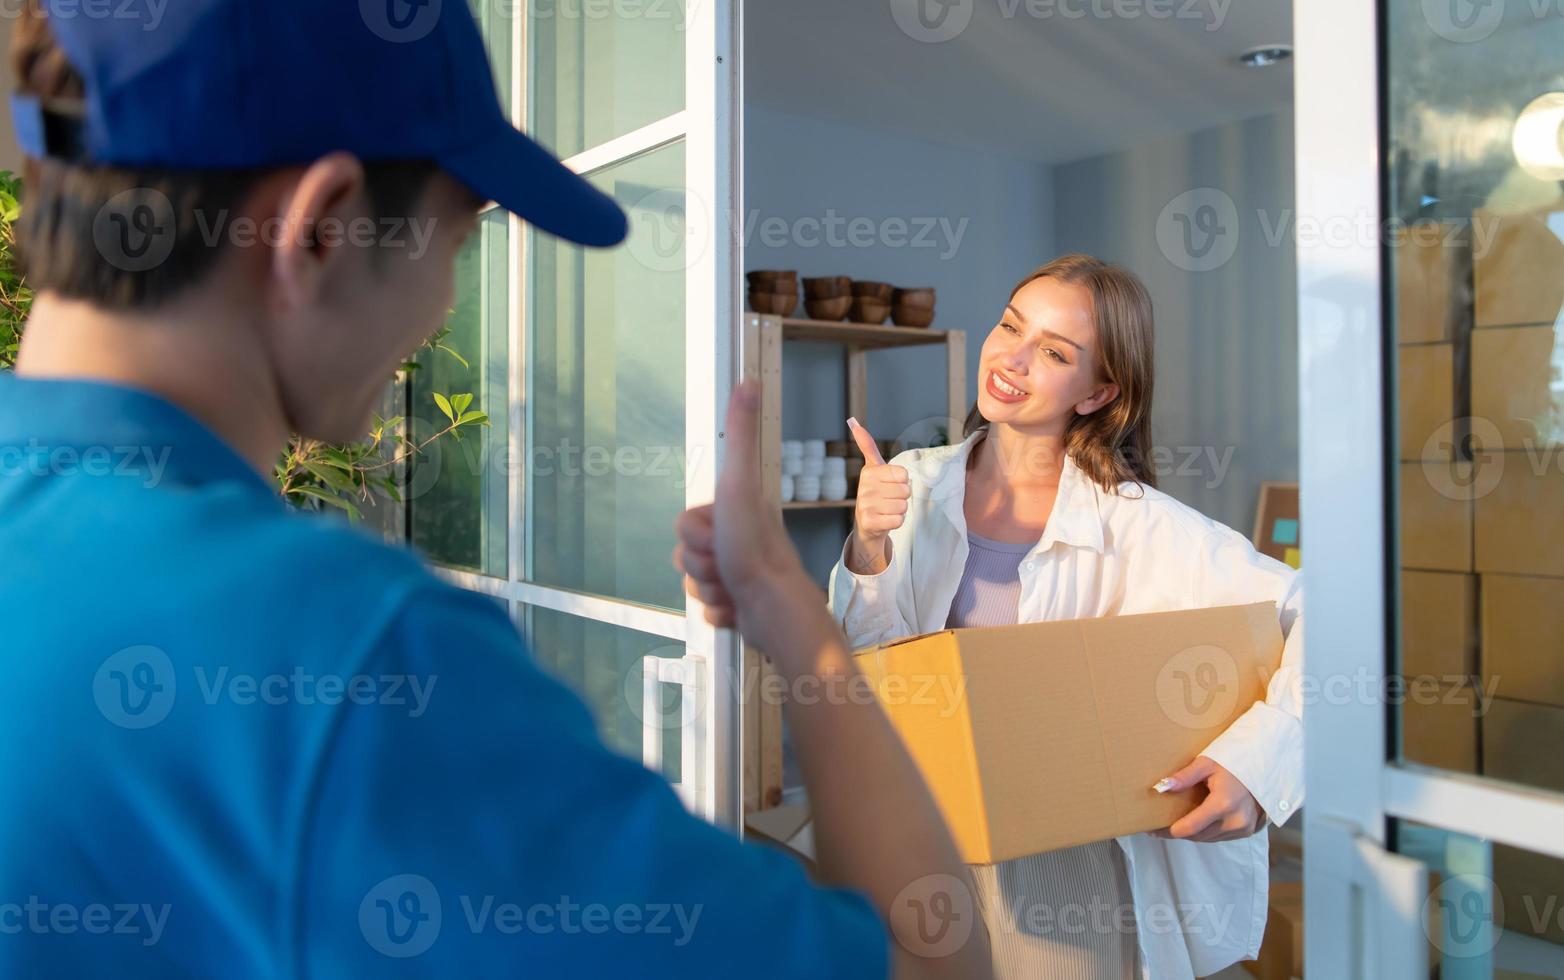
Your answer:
[743,104,1055,582]
[1053,109,1299,534]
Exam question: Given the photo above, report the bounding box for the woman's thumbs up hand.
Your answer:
[847,418,909,575]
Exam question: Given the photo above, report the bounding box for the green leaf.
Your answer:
[456,411,490,428]
[451,393,474,417]
[432,392,455,424]
[434,343,470,369]
[302,462,358,493]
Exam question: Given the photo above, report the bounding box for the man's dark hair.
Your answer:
[10,2,439,310]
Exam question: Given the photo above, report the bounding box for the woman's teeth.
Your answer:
[992,373,1025,397]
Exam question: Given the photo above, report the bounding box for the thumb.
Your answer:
[719,379,764,498]
[1154,755,1216,794]
[847,417,886,465]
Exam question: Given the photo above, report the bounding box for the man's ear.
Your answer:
[1075,382,1120,416]
[271,152,366,313]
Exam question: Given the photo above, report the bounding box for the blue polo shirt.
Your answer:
[0,374,887,978]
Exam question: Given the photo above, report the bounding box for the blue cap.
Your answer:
[10,0,628,247]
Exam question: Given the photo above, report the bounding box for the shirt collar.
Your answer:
[0,373,277,498]
[925,428,1107,555]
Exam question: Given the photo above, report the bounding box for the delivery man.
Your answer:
[0,2,988,977]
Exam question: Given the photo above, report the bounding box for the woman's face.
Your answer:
[975,276,1119,436]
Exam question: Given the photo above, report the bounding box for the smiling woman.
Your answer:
[834,252,1305,978]
[963,254,1158,494]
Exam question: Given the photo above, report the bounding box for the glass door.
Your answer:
[406,0,742,828]
[1298,0,1564,976]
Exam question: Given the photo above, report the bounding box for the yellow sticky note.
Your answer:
[1284,547,1301,569]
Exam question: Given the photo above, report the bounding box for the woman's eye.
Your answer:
[1001,323,1019,335]
[1043,348,1067,363]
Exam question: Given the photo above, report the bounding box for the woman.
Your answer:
[831,255,1303,980]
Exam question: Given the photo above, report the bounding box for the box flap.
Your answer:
[857,632,991,862]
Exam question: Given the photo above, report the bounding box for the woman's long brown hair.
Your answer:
[964,254,1157,491]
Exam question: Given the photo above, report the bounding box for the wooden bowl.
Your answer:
[749,291,798,316]
[803,275,852,299]
[851,296,891,324]
[747,269,797,288]
[892,287,936,308]
[892,303,935,328]
[852,280,894,300]
[804,295,852,321]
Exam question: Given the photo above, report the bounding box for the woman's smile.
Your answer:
[985,369,1030,403]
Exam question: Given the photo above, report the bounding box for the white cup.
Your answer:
[822,476,849,501]
[781,440,804,458]
[781,456,803,477]
[799,457,825,477]
[780,474,795,503]
[794,476,821,502]
[823,457,847,475]
[803,439,826,459]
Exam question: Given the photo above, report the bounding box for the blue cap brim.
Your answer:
[441,126,628,248]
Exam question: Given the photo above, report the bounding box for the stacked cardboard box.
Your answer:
[1394,222,1482,773]
[1242,880,1303,980]
[1469,206,1564,949]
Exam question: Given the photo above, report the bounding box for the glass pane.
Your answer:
[1393,819,1564,978]
[408,209,510,576]
[1386,0,1564,793]
[472,0,513,118]
[528,0,685,159]
[522,605,685,783]
[527,142,687,610]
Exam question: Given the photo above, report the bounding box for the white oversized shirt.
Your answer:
[828,431,1305,979]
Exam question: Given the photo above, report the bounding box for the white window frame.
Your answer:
[420,0,743,830]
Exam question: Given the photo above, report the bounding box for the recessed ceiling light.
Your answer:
[1239,45,1293,68]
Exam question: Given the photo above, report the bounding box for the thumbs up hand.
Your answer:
[674,380,808,636]
[846,418,910,575]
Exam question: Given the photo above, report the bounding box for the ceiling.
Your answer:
[744,0,1294,164]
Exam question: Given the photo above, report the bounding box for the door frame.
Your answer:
[1296,0,1564,975]
[426,0,745,831]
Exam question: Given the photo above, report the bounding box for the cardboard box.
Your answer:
[1483,697,1564,792]
[1471,325,1563,452]
[1401,680,1481,773]
[1400,571,1477,680]
[1475,465,1564,577]
[1400,461,1474,572]
[1474,206,1564,328]
[1394,221,1465,344]
[1398,344,1456,460]
[852,602,1283,864]
[1242,880,1304,980]
[1494,842,1564,947]
[1482,574,1564,707]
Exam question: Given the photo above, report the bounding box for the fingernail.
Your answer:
[1153,778,1175,794]
[847,417,860,430]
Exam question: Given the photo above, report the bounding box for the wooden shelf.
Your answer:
[740,309,965,818]
[771,316,950,349]
[782,498,854,511]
